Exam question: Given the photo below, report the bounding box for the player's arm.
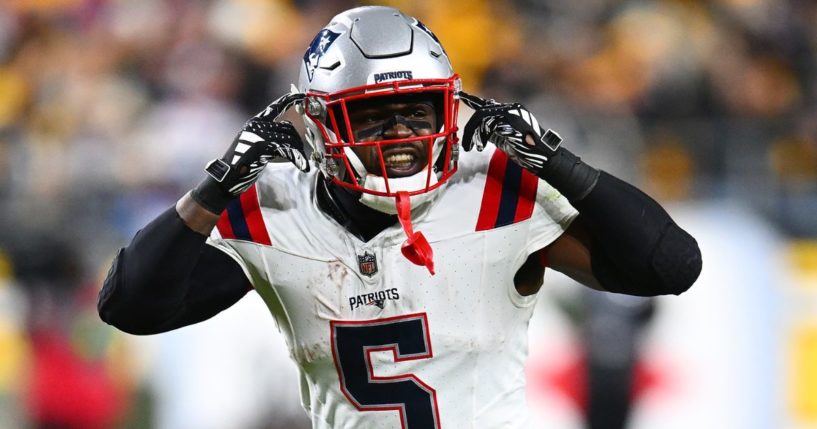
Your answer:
[462,93,702,297]
[98,93,310,334]
[98,199,250,335]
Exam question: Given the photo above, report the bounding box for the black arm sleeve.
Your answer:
[572,171,702,296]
[98,206,252,335]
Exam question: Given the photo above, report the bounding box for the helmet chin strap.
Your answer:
[345,143,442,215]
[341,153,437,274]
[396,191,435,275]
[357,169,439,214]
[341,130,447,275]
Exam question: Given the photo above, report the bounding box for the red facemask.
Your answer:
[304,76,461,274]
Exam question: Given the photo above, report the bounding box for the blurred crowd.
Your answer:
[0,0,815,428]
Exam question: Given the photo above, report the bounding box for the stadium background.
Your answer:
[0,0,815,428]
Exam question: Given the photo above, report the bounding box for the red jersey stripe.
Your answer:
[216,210,236,239]
[240,185,272,246]
[476,149,509,231]
[513,169,538,223]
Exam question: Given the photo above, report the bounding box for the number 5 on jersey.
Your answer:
[331,313,441,428]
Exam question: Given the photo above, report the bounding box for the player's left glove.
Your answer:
[461,94,701,298]
[191,93,309,214]
[460,91,599,202]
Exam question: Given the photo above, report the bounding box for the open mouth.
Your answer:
[381,144,427,177]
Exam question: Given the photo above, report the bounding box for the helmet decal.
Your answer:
[296,6,461,273]
[297,6,460,205]
[372,70,414,84]
[413,19,446,57]
[303,29,342,82]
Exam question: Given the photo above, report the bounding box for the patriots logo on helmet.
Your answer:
[303,29,341,82]
[413,19,446,56]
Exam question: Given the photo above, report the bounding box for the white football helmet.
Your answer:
[296,6,461,215]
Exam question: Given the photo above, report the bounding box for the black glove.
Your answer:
[460,91,599,202]
[192,93,309,214]
[461,93,701,297]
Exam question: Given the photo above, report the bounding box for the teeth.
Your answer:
[385,153,415,166]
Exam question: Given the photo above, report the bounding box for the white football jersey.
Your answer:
[207,145,578,429]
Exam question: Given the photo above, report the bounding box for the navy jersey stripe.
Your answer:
[226,199,252,241]
[495,160,523,228]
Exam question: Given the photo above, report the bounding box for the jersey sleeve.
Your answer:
[467,146,578,260]
[204,184,276,290]
[524,177,579,257]
[206,232,256,289]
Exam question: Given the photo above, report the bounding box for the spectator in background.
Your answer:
[97,5,701,428]
[4,235,130,429]
[0,247,26,428]
[0,0,814,427]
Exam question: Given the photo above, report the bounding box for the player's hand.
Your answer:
[247,93,310,173]
[460,91,600,202]
[459,91,563,176]
[207,93,309,192]
[192,93,309,214]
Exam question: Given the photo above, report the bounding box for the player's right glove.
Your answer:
[459,91,599,202]
[191,93,309,214]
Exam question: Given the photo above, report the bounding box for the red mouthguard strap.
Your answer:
[395,191,435,275]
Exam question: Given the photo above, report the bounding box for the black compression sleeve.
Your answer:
[98,206,251,334]
[571,171,702,296]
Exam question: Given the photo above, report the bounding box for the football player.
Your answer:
[98,6,701,428]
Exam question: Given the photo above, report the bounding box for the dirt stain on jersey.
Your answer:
[298,340,333,364]
[328,261,348,288]
[313,261,349,319]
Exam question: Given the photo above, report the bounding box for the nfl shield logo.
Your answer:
[357,252,378,277]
